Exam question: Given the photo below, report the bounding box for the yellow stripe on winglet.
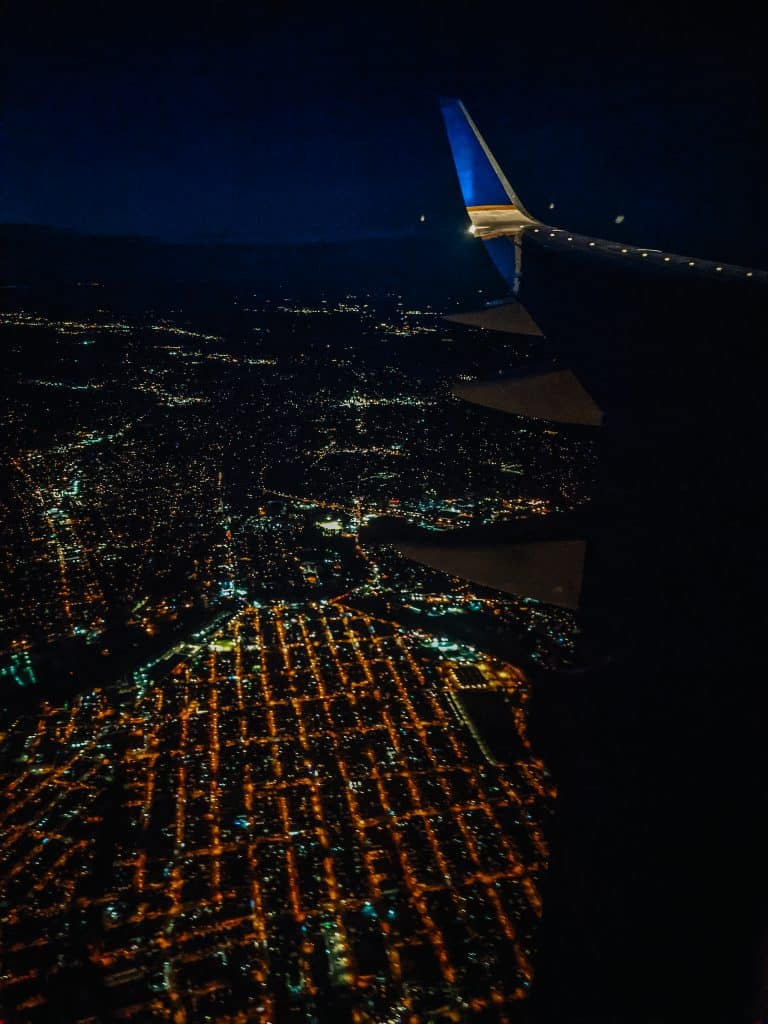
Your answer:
[466,204,518,212]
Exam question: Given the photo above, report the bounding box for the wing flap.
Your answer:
[453,369,603,427]
[444,300,543,337]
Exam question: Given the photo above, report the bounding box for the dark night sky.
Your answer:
[3,3,765,261]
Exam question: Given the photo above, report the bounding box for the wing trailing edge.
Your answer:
[398,540,586,610]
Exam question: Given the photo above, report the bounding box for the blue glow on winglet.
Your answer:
[440,98,511,209]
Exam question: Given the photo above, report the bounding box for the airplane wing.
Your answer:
[389,100,767,615]
[440,97,768,288]
[439,97,768,426]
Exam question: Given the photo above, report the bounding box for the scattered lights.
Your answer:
[0,291,583,1018]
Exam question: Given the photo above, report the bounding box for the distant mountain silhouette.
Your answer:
[0,222,495,303]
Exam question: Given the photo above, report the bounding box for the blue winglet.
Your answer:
[440,98,513,209]
[439,98,535,218]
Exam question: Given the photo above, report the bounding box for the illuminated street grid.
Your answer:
[0,602,552,1023]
